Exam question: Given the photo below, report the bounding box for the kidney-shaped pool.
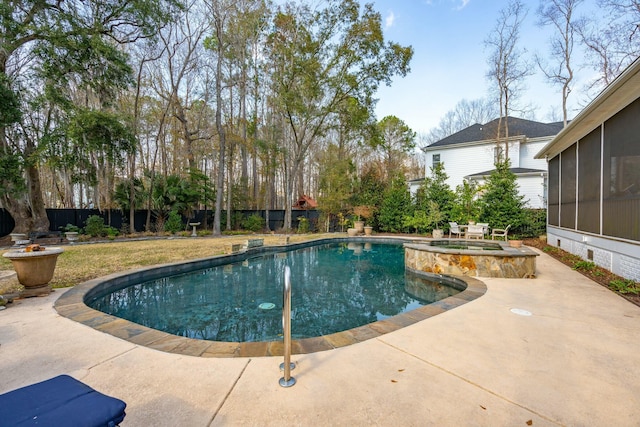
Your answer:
[89,242,462,342]
[55,237,487,357]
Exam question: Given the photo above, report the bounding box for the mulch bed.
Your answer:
[524,238,640,308]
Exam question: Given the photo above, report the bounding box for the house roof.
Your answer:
[425,117,564,150]
[465,167,546,180]
[292,195,317,209]
[536,56,640,159]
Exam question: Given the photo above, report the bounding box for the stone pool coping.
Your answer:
[54,237,487,358]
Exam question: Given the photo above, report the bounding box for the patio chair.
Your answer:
[477,223,489,238]
[491,224,511,241]
[466,224,484,239]
[0,374,127,426]
[448,222,463,238]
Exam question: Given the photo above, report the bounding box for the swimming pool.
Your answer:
[88,242,461,342]
[55,237,488,357]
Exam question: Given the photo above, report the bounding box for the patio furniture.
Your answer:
[491,224,511,241]
[466,224,485,239]
[0,374,127,426]
[448,222,464,238]
[477,223,490,238]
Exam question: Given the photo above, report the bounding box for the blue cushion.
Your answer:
[0,375,126,427]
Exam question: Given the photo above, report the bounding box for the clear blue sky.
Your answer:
[370,0,599,136]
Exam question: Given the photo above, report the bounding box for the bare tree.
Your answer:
[577,0,640,93]
[424,98,498,145]
[536,0,583,126]
[485,0,532,158]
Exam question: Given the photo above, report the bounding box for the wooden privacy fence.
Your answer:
[0,209,322,237]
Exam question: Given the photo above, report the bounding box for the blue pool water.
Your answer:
[89,242,462,342]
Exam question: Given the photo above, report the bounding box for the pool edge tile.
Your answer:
[53,238,489,358]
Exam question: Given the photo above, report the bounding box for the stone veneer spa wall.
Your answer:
[404,241,538,279]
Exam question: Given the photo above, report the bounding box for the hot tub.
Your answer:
[404,239,538,278]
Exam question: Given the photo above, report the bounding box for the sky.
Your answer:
[369,0,600,138]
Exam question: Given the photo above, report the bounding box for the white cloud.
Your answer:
[385,10,396,28]
[454,0,470,11]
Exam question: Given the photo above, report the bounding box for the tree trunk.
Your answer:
[213,18,226,236]
[2,196,34,234]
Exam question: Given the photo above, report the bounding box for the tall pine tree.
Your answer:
[479,159,526,231]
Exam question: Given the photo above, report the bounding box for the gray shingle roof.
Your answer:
[465,167,546,179]
[426,117,564,149]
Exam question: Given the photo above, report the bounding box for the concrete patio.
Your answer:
[1,248,639,426]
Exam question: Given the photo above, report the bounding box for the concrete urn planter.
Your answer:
[65,232,79,243]
[353,221,365,234]
[3,247,64,297]
[509,240,523,248]
[9,233,28,245]
[363,226,373,236]
[347,228,358,237]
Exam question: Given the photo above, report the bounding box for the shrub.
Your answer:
[573,260,596,271]
[105,226,119,238]
[609,279,640,295]
[378,178,412,233]
[61,223,81,233]
[164,211,184,234]
[478,159,526,230]
[242,214,265,232]
[403,210,430,234]
[297,216,310,234]
[84,215,106,237]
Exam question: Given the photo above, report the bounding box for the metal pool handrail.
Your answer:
[279,266,296,387]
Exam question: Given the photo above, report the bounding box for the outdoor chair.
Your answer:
[466,224,484,239]
[477,223,490,238]
[448,222,463,238]
[0,374,127,426]
[491,224,511,241]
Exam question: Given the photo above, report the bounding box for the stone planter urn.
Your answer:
[9,233,28,246]
[509,240,523,248]
[353,221,365,234]
[65,232,79,243]
[347,228,358,237]
[363,226,373,236]
[3,246,64,297]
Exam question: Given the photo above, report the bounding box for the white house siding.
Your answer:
[425,138,550,208]
[467,174,545,209]
[516,174,546,209]
[519,139,550,169]
[426,143,505,190]
[507,140,521,167]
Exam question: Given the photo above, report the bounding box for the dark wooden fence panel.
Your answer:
[0,208,322,237]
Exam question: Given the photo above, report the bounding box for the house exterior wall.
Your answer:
[426,143,501,190]
[516,175,546,209]
[519,140,549,169]
[548,227,640,281]
[536,58,640,283]
[467,174,546,209]
[425,137,552,209]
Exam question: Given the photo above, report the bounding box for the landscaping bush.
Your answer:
[242,214,265,232]
[297,216,310,233]
[84,215,106,237]
[378,178,412,233]
[164,211,184,234]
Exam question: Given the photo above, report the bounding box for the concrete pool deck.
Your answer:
[1,247,640,425]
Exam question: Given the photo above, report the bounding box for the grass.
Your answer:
[0,233,334,294]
